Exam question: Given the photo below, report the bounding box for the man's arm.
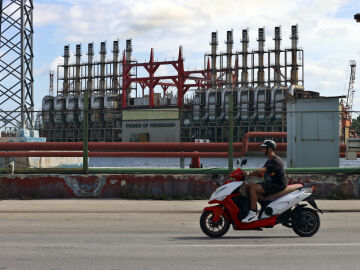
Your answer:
[248,167,267,177]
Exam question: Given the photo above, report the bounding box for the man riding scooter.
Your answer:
[241,140,288,223]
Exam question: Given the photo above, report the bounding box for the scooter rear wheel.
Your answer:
[292,207,320,237]
[200,211,230,238]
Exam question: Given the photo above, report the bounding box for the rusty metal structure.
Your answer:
[40,25,316,142]
[183,25,310,142]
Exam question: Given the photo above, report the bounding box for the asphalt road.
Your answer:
[0,200,359,270]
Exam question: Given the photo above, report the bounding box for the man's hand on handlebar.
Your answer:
[246,169,266,178]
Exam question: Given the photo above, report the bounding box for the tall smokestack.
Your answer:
[75,44,82,93]
[49,70,54,96]
[210,32,218,88]
[241,29,249,86]
[63,45,70,94]
[125,39,132,99]
[257,28,265,86]
[100,41,106,92]
[290,25,299,85]
[274,26,282,85]
[112,40,119,93]
[87,43,94,92]
[125,39,132,61]
[225,30,233,87]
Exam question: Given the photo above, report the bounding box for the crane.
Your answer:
[346,60,356,112]
[341,60,356,143]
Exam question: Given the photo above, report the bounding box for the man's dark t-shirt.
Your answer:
[262,155,288,194]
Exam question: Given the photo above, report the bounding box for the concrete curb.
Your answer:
[322,209,360,213]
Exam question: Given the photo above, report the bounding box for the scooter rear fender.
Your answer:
[203,205,231,223]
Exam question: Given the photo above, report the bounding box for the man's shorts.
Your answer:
[260,181,285,196]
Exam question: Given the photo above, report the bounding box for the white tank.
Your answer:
[170,97,177,105]
[42,96,54,111]
[104,94,121,122]
[193,95,200,121]
[66,95,78,110]
[208,92,217,121]
[160,97,168,106]
[223,90,232,121]
[78,95,90,123]
[240,90,249,121]
[66,95,79,124]
[54,96,66,125]
[257,89,266,120]
[134,97,149,107]
[90,95,104,123]
[274,88,286,120]
[42,96,54,125]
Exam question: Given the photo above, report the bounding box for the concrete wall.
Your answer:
[0,173,359,199]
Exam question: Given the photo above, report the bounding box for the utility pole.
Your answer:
[354,13,360,22]
[0,0,34,130]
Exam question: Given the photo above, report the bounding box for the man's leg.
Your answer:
[242,184,267,223]
[248,184,266,211]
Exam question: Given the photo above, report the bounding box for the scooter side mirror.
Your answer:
[240,159,247,167]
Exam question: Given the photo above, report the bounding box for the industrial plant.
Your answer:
[39,25,317,143]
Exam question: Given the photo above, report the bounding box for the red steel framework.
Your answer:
[122,47,211,108]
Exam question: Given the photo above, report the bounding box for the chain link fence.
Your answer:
[1,106,360,172]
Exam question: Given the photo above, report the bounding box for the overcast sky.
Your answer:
[33,0,360,110]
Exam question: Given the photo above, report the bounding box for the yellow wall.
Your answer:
[122,108,179,121]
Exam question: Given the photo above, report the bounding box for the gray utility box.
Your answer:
[346,138,360,160]
[287,97,340,168]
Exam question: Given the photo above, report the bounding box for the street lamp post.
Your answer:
[355,13,360,22]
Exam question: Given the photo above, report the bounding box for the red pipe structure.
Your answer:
[1,150,359,158]
[122,47,210,108]
[0,142,287,152]
[0,151,247,158]
[0,132,350,157]
[238,132,286,157]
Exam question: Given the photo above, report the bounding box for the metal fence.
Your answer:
[1,102,360,173]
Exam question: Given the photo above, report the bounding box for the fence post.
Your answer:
[228,92,234,172]
[83,90,89,173]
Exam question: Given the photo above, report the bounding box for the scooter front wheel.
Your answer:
[200,210,230,238]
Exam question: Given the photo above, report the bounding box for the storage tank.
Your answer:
[193,94,201,121]
[42,96,54,125]
[274,87,287,120]
[90,95,104,124]
[256,87,270,120]
[208,91,217,122]
[104,94,121,123]
[240,88,253,121]
[134,97,149,107]
[217,89,232,121]
[54,96,66,125]
[78,95,91,123]
[65,95,79,124]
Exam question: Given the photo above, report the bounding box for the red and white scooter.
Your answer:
[200,159,323,238]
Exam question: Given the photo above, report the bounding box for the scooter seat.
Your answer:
[261,184,303,201]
